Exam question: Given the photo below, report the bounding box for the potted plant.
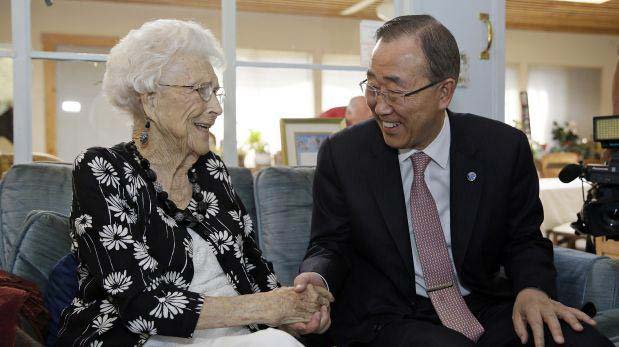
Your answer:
[550,121,591,158]
[245,130,271,167]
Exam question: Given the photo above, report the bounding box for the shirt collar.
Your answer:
[397,111,450,169]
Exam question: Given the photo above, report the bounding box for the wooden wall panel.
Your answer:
[72,0,619,35]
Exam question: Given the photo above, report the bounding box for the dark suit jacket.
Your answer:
[300,111,556,344]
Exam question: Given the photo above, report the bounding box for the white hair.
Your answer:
[102,19,224,117]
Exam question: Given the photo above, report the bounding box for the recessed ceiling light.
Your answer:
[555,0,610,4]
[62,101,81,113]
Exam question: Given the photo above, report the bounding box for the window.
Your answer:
[321,70,366,112]
[235,11,368,165]
[321,54,366,112]
[236,66,314,156]
[230,49,314,157]
[52,60,131,162]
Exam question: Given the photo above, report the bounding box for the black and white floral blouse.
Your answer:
[57,143,280,347]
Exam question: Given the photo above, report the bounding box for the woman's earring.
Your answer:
[140,119,150,145]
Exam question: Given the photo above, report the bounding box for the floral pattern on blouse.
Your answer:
[57,144,279,346]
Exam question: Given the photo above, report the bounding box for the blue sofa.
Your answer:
[2,163,618,345]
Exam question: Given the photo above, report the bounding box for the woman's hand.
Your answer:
[264,284,334,326]
[196,285,333,330]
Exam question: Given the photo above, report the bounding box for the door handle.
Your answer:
[479,13,493,60]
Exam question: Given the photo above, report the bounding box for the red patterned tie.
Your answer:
[410,152,485,341]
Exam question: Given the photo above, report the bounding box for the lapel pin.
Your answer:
[467,172,477,182]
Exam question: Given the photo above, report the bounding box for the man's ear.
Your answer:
[438,78,457,110]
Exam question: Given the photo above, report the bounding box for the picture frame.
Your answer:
[280,118,346,166]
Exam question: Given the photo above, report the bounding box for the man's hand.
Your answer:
[512,288,596,347]
[280,272,333,335]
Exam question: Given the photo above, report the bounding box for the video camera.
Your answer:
[559,115,619,237]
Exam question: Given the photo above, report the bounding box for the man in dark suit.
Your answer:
[287,15,612,347]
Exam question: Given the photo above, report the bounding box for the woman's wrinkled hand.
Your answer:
[264,284,334,326]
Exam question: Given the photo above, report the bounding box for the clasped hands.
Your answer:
[265,272,333,336]
[272,272,333,336]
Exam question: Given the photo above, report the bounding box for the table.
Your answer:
[539,178,589,231]
[539,178,591,248]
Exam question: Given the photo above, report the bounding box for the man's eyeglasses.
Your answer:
[157,82,226,104]
[359,79,441,105]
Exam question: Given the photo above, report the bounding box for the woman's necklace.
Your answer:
[124,141,207,227]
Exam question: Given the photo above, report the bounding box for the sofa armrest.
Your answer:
[554,246,619,312]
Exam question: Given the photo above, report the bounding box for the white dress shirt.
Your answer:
[398,114,470,297]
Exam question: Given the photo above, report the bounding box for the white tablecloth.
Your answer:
[539,178,590,231]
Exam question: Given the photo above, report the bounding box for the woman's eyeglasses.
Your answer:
[157,83,226,104]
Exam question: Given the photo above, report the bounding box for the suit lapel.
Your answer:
[366,124,414,276]
[448,111,484,274]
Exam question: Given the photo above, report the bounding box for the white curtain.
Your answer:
[235,49,314,154]
[527,66,601,146]
[321,54,365,112]
[504,65,521,129]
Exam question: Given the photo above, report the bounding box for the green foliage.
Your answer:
[550,121,591,158]
[245,130,268,153]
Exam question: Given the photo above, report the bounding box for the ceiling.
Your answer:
[507,0,619,34]
[77,0,619,35]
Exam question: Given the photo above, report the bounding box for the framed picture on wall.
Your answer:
[280,118,346,166]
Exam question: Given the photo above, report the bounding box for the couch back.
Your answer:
[0,163,73,269]
[0,162,256,272]
[254,167,315,285]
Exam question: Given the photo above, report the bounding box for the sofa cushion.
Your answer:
[10,211,71,294]
[44,253,78,347]
[254,167,315,285]
[0,163,73,269]
[228,167,258,243]
[554,247,619,312]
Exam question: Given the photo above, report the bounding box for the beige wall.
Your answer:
[506,29,619,117]
[0,1,10,44]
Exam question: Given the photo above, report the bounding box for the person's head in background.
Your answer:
[345,96,373,126]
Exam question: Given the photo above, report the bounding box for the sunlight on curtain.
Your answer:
[234,49,314,155]
[527,66,600,146]
[321,54,365,112]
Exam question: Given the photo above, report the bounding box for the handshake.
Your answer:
[265,272,333,336]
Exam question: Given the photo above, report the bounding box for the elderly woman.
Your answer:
[57,19,332,346]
